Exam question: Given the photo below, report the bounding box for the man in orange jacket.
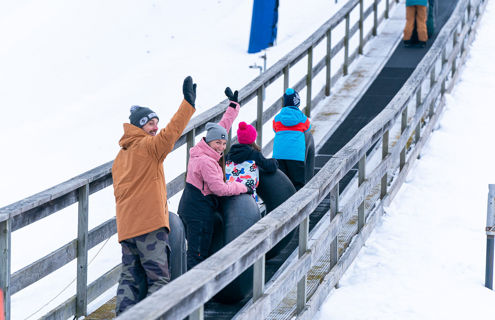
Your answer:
[112,76,196,315]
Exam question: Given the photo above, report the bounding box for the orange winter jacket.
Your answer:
[112,100,195,242]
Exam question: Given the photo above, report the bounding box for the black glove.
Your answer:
[245,185,255,195]
[225,87,239,108]
[183,76,197,108]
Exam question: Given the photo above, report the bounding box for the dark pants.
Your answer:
[277,159,306,191]
[178,183,220,270]
[116,227,171,315]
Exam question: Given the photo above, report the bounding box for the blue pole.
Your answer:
[486,236,494,289]
[485,184,495,289]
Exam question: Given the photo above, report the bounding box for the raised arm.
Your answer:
[218,87,240,131]
[148,76,196,161]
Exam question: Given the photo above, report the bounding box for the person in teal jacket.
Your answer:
[404,0,428,48]
[272,88,311,190]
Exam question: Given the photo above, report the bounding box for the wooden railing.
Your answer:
[1,0,480,318]
[114,0,484,319]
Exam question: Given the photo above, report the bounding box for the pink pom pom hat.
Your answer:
[237,121,257,144]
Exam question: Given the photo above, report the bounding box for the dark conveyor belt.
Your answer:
[317,0,458,187]
[205,1,458,319]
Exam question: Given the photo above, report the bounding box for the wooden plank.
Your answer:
[11,218,116,294]
[0,220,10,320]
[296,217,309,313]
[0,161,112,221]
[325,30,332,96]
[76,184,89,317]
[44,264,121,320]
[256,87,264,147]
[234,212,341,320]
[166,172,186,199]
[298,202,385,320]
[87,264,121,302]
[253,256,265,301]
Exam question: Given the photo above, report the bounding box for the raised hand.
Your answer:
[224,87,239,107]
[183,76,197,107]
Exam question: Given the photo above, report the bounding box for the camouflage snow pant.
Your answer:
[115,227,171,315]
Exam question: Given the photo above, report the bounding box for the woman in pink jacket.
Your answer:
[178,87,252,269]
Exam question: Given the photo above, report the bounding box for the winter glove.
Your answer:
[225,87,239,108]
[183,76,197,108]
[245,185,255,195]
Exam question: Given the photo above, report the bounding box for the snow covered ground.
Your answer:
[316,1,495,319]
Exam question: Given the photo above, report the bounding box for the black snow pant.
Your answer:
[178,183,220,270]
[276,159,306,191]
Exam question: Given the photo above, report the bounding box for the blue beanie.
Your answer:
[283,88,300,108]
[129,105,159,128]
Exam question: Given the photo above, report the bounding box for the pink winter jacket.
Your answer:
[186,103,248,196]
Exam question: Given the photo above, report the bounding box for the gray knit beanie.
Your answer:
[129,105,159,128]
[205,122,228,143]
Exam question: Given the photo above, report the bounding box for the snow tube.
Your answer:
[257,168,297,259]
[210,194,261,303]
[304,131,315,184]
[427,0,437,37]
[168,212,187,280]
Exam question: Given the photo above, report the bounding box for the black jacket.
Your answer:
[226,144,278,173]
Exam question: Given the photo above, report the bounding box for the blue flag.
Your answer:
[248,0,279,54]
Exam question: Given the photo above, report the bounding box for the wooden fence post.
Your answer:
[429,65,436,118]
[373,0,378,36]
[253,255,265,300]
[0,219,10,320]
[329,184,339,270]
[344,13,350,75]
[381,130,389,199]
[297,217,309,313]
[400,106,408,170]
[283,66,289,92]
[76,184,89,317]
[358,155,366,231]
[415,87,422,144]
[190,305,204,320]
[256,86,264,147]
[306,46,313,118]
[359,0,364,54]
[326,29,332,96]
[186,128,196,169]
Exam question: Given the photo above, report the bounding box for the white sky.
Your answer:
[316,1,495,319]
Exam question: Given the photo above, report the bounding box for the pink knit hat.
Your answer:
[237,122,257,144]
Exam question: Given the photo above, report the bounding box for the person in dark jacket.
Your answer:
[226,121,278,202]
[272,88,311,190]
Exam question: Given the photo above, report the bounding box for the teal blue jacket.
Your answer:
[406,0,427,6]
